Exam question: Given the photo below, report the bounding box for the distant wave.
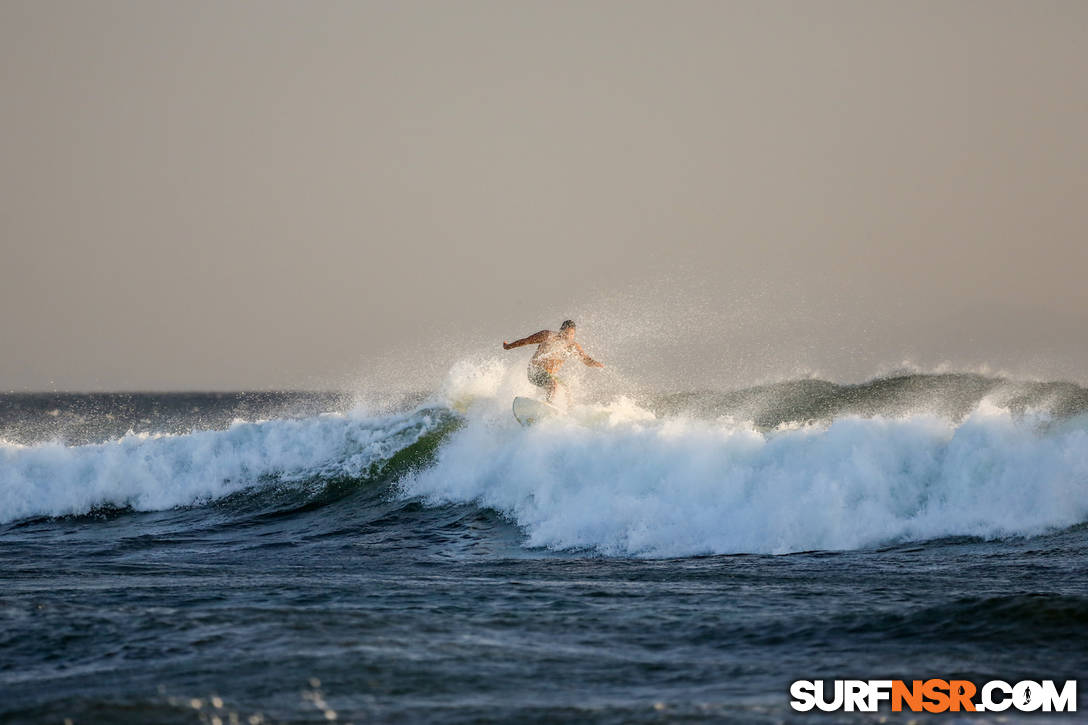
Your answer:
[649,373,1088,427]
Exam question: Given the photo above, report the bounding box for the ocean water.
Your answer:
[2,365,1087,723]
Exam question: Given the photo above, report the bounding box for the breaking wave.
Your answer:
[4,360,1088,556]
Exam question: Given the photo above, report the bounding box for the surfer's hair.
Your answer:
[560,320,576,331]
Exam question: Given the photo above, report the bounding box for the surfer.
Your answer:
[503,320,604,403]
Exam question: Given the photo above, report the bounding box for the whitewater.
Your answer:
[4,360,1088,556]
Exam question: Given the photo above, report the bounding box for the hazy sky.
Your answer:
[2,0,1086,391]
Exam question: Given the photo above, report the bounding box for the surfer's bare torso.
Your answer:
[529,335,584,374]
[502,322,603,402]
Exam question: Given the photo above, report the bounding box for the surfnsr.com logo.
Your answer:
[790,679,1077,713]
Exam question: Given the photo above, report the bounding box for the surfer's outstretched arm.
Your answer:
[574,343,604,368]
[503,331,549,350]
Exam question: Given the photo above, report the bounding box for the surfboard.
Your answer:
[512,396,560,427]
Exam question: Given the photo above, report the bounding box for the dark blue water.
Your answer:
[2,379,1087,723]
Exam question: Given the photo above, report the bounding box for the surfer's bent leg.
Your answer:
[528,364,558,402]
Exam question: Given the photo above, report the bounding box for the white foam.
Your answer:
[403,388,1088,556]
[0,409,441,524]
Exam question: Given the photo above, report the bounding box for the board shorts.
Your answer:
[528,363,558,389]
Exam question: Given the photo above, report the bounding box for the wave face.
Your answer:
[3,366,1088,556]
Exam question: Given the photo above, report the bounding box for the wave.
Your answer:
[4,361,1088,557]
[400,362,1088,557]
[0,408,452,524]
[651,373,1088,427]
